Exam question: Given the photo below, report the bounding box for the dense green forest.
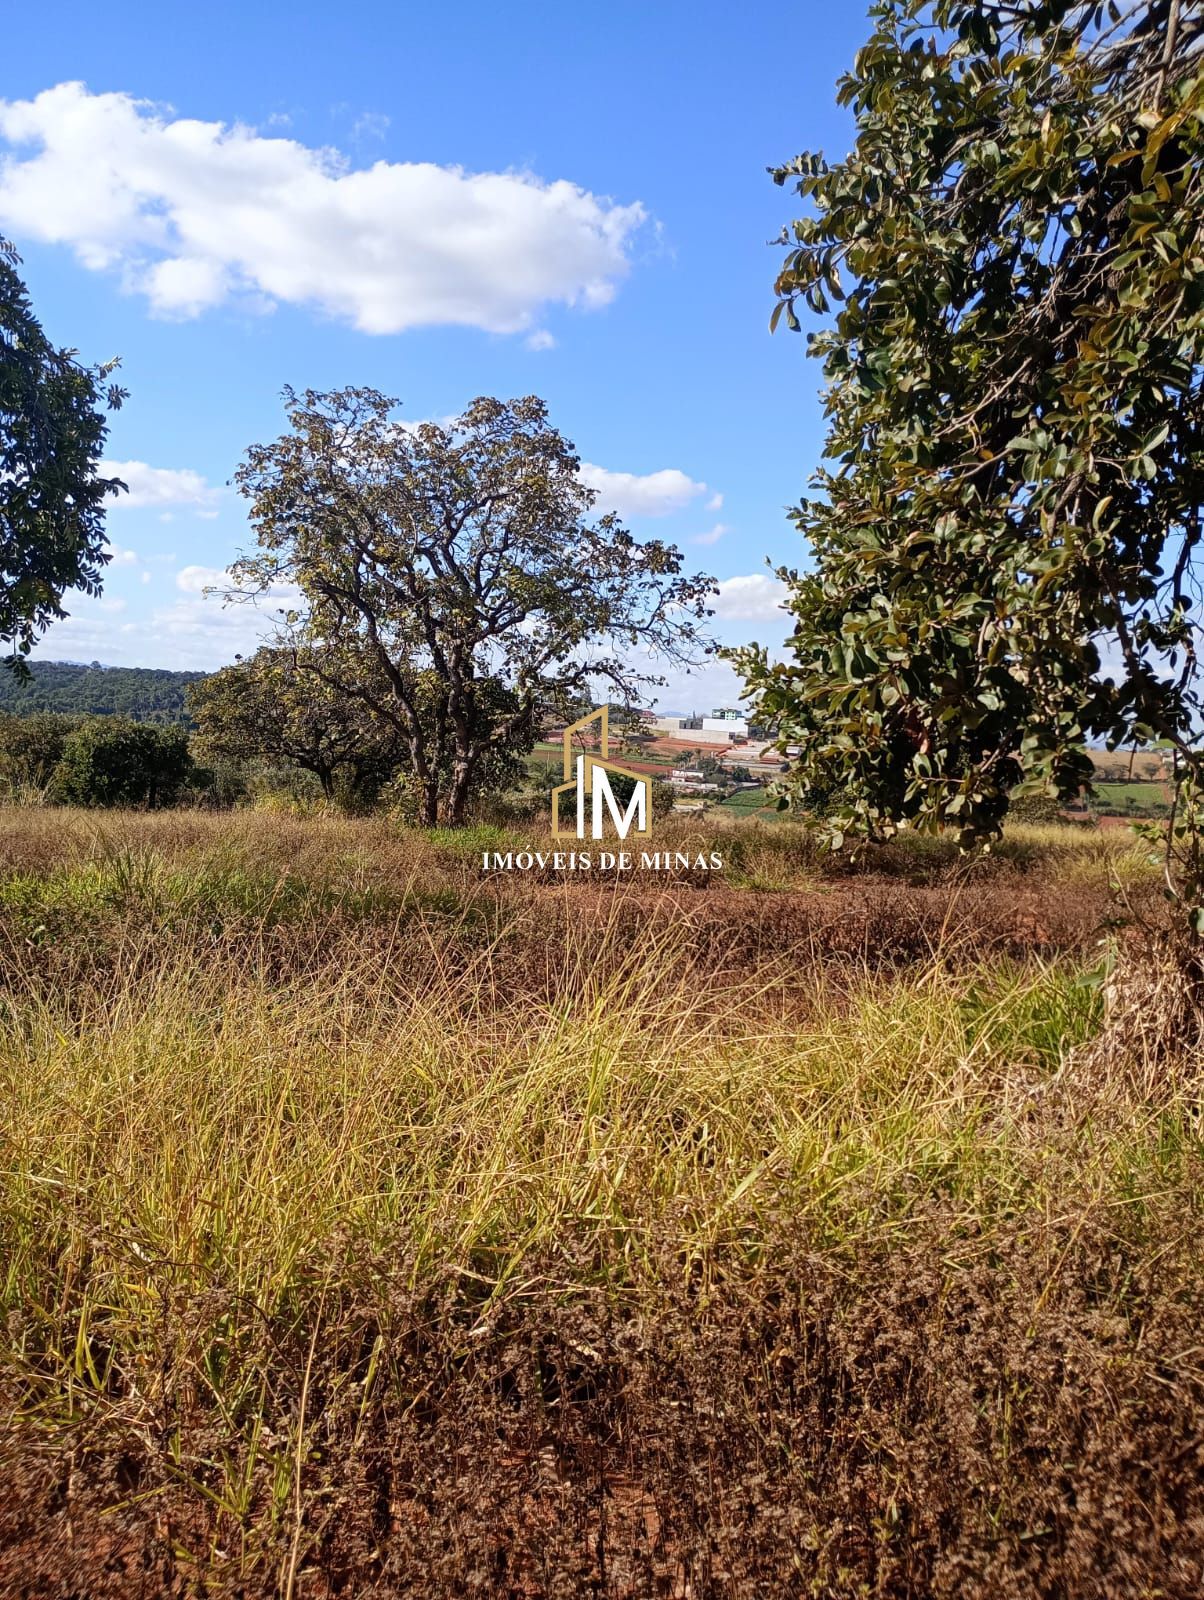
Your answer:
[0,661,207,724]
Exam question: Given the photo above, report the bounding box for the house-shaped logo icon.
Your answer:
[551,706,651,841]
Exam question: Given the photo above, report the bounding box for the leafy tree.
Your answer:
[188,646,407,808]
[230,390,714,826]
[1,241,127,670]
[731,1,1204,923]
[0,710,79,798]
[375,669,534,818]
[184,756,249,810]
[52,717,191,808]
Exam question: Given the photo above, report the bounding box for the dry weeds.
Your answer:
[0,806,1198,1597]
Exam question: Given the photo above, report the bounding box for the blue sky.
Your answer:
[2,0,866,711]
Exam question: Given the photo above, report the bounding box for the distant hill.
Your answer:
[0,661,208,725]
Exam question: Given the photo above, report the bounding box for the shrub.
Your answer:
[50,717,192,808]
[1009,793,1073,826]
[243,763,329,814]
[0,711,80,800]
[183,756,249,809]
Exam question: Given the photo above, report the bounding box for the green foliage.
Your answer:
[231,390,714,825]
[730,3,1204,920]
[240,763,328,813]
[188,646,407,809]
[1,247,127,669]
[1008,792,1073,825]
[51,717,192,808]
[0,660,205,722]
[0,711,79,799]
[183,757,249,809]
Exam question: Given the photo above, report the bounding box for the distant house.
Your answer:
[669,769,722,793]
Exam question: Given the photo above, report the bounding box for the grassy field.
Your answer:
[1091,780,1170,816]
[717,788,781,821]
[2,808,1202,1596]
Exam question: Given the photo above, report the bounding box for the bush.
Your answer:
[50,717,192,808]
[0,712,80,800]
[1009,793,1074,826]
[183,756,250,809]
[243,763,329,814]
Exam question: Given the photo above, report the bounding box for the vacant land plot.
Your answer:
[1,808,1200,1598]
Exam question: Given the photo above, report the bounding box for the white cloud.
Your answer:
[100,458,222,511]
[706,492,724,512]
[146,597,283,664]
[395,413,459,436]
[176,564,230,593]
[31,564,305,670]
[692,522,729,547]
[0,83,646,335]
[151,568,306,665]
[351,111,390,145]
[578,463,711,519]
[26,590,139,664]
[525,328,556,351]
[102,540,138,564]
[709,573,791,623]
[176,562,302,611]
[640,657,752,717]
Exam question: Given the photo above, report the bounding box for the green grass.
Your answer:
[717,788,779,819]
[1092,780,1169,815]
[0,932,1113,1319]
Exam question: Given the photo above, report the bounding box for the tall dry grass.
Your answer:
[0,807,1199,1595]
[0,801,1158,893]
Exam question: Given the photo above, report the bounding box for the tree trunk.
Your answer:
[418,781,439,828]
[446,752,477,827]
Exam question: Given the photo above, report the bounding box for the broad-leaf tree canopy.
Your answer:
[188,644,528,811]
[231,390,714,825]
[732,1,1204,908]
[187,646,407,805]
[0,241,126,670]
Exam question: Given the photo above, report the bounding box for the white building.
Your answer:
[669,770,722,792]
[654,709,753,743]
[700,716,749,740]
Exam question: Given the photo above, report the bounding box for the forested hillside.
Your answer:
[0,662,207,723]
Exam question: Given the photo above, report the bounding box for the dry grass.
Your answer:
[0,801,1158,891]
[0,806,1200,1596]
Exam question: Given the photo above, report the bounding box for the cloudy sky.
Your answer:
[3,1,864,712]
